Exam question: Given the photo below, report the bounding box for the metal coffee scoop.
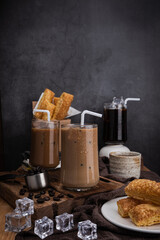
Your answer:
[0,171,50,191]
[0,160,50,191]
[0,172,50,191]
[21,159,50,190]
[23,160,50,191]
[25,172,50,191]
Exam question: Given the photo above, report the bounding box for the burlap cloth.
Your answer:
[15,158,160,240]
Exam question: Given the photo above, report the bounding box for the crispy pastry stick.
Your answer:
[52,92,74,120]
[125,179,160,205]
[41,99,56,121]
[34,88,55,119]
[54,97,60,106]
[129,203,160,226]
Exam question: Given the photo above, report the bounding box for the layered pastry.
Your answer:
[128,203,160,226]
[117,197,145,218]
[125,179,160,205]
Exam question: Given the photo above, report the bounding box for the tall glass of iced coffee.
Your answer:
[30,118,59,168]
[61,124,99,191]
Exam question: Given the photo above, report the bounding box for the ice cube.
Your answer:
[5,211,31,232]
[15,197,34,216]
[34,216,53,239]
[77,220,97,240]
[55,212,74,232]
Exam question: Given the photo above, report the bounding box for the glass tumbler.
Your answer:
[30,118,59,168]
[61,124,99,191]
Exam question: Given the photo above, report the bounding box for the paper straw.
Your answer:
[81,110,102,126]
[33,92,44,112]
[124,98,140,105]
[33,92,51,121]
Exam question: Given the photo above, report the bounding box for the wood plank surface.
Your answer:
[0,196,16,240]
[0,169,124,224]
[0,165,149,240]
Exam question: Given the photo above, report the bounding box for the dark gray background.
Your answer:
[0,0,160,174]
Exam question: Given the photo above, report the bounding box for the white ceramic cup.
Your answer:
[109,151,141,178]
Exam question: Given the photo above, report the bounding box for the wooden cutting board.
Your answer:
[0,169,123,222]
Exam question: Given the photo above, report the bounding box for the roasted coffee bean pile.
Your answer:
[26,166,46,176]
[18,187,67,204]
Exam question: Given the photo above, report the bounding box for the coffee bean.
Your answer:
[57,194,64,198]
[35,194,41,198]
[36,166,42,172]
[19,190,25,195]
[19,189,26,195]
[37,198,45,204]
[28,196,33,200]
[27,170,34,176]
[20,188,25,192]
[48,189,55,193]
[48,186,54,190]
[40,190,46,195]
[49,192,55,197]
[28,192,34,197]
[53,197,60,201]
[67,193,74,198]
[44,196,50,201]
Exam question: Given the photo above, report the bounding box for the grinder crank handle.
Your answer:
[0,174,24,181]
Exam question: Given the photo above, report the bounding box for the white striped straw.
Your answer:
[81,110,102,126]
[33,92,51,121]
[124,98,140,105]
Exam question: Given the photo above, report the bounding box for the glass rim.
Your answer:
[104,103,112,107]
[32,117,58,129]
[104,103,127,109]
[32,117,58,124]
[61,123,98,129]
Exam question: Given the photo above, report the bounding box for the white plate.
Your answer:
[101,196,160,234]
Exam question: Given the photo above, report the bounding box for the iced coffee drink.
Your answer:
[30,119,59,168]
[61,124,99,191]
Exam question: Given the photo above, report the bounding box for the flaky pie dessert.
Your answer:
[117,179,160,226]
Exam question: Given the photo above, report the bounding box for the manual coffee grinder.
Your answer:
[99,97,140,158]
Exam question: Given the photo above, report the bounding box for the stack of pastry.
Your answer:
[117,179,160,226]
[34,88,74,121]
